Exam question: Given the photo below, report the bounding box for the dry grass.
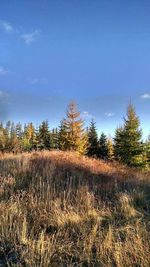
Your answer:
[0,150,150,266]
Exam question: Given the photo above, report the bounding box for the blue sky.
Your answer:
[0,0,150,137]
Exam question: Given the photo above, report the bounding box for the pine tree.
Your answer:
[99,132,108,159]
[9,122,20,153]
[6,121,11,138]
[114,127,124,161]
[144,136,150,167]
[15,123,22,139]
[15,122,23,152]
[21,124,30,151]
[38,120,51,150]
[87,119,99,157]
[114,104,143,167]
[0,123,8,152]
[50,128,59,149]
[58,119,68,150]
[64,102,88,154]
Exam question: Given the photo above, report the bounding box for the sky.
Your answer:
[0,0,150,137]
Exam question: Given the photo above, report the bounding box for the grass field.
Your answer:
[0,151,150,266]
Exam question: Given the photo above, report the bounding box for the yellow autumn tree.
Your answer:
[64,101,88,154]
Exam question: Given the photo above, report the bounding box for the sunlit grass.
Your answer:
[0,150,150,266]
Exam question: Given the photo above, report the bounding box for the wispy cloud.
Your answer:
[0,20,14,33]
[28,77,48,85]
[0,66,9,76]
[105,112,115,117]
[0,20,40,45]
[21,30,39,45]
[82,111,95,120]
[141,93,150,99]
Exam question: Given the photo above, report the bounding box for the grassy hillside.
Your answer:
[0,151,150,266]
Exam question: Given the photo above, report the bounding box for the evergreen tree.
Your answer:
[6,121,11,138]
[114,127,124,160]
[21,124,30,151]
[99,132,108,159]
[50,128,59,149]
[64,102,88,154]
[9,122,20,153]
[15,123,23,151]
[38,120,51,150]
[87,119,99,157]
[0,123,8,152]
[144,136,150,167]
[114,104,143,167]
[58,119,68,150]
[15,123,22,139]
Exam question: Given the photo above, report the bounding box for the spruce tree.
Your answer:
[114,104,143,167]
[64,102,88,154]
[9,122,20,153]
[50,128,59,149]
[114,127,124,161]
[38,120,51,150]
[58,119,68,150]
[0,123,8,152]
[87,119,99,157]
[99,132,108,159]
[144,136,150,167]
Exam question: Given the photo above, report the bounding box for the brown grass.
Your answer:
[0,150,150,266]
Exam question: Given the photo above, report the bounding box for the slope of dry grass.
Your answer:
[0,151,150,266]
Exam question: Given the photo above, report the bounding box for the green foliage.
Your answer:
[87,119,99,157]
[0,123,9,152]
[37,121,51,150]
[114,104,144,167]
[144,136,150,167]
[0,121,21,153]
[0,102,149,169]
[114,127,124,160]
[99,132,108,160]
[9,125,20,152]
[50,128,59,149]
[58,119,68,150]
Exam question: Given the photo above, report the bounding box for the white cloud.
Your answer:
[82,111,95,120]
[0,20,14,33]
[0,66,9,76]
[105,112,115,117]
[0,20,40,45]
[83,111,90,116]
[141,93,150,99]
[28,77,48,85]
[21,30,39,45]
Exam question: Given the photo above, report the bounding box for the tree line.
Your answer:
[0,101,150,168]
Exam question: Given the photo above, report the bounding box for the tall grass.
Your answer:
[0,151,150,266]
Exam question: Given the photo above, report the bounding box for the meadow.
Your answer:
[0,151,150,266]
